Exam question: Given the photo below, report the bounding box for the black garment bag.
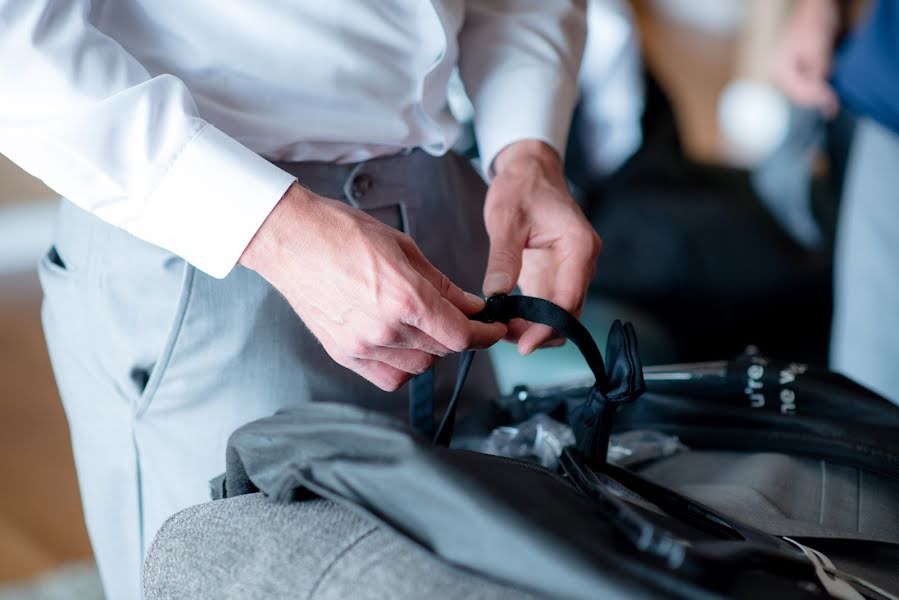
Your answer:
[215,295,899,600]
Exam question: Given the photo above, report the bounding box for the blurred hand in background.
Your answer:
[773,0,840,118]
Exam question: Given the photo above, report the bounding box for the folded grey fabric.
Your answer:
[144,493,541,600]
[640,451,899,543]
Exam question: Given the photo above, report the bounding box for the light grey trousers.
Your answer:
[831,118,899,405]
[38,150,498,600]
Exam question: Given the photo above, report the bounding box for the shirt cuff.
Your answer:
[128,124,296,279]
[471,65,580,179]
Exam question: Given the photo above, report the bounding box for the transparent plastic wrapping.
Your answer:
[481,414,576,470]
[482,415,686,470]
[607,429,687,467]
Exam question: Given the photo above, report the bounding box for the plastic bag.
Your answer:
[607,429,687,467]
[481,414,576,470]
[482,415,685,470]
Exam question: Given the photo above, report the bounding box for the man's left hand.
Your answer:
[482,139,602,354]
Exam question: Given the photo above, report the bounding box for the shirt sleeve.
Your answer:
[457,0,587,177]
[0,0,296,278]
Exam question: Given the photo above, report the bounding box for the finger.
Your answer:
[503,318,529,344]
[505,320,564,346]
[784,74,837,113]
[387,324,453,356]
[318,326,413,391]
[517,323,558,355]
[803,83,839,117]
[360,346,437,375]
[364,315,453,356]
[403,241,485,314]
[406,282,507,352]
[818,84,840,119]
[517,235,596,354]
[438,297,509,351]
[353,358,413,392]
[548,242,596,317]
[483,211,528,296]
[798,82,833,111]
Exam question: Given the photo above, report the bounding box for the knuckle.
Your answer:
[371,324,401,347]
[492,245,520,261]
[345,337,370,358]
[490,246,520,267]
[573,226,602,256]
[395,285,429,324]
[394,285,421,315]
[486,202,523,225]
[396,299,419,325]
[573,225,594,244]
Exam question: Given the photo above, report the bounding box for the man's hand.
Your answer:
[773,0,840,118]
[483,140,601,354]
[240,183,507,391]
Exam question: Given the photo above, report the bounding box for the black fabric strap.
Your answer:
[571,319,645,464]
[410,294,602,446]
[408,294,645,457]
[471,295,609,390]
[408,367,436,439]
[432,350,475,447]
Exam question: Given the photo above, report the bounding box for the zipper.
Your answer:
[478,453,577,491]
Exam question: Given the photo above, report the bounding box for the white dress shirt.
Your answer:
[0,0,585,277]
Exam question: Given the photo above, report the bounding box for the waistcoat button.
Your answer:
[350,173,373,200]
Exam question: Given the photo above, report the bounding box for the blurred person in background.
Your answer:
[0,1,597,597]
[568,0,837,364]
[575,0,645,181]
[774,0,899,405]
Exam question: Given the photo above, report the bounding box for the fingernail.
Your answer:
[483,273,511,296]
[463,291,485,308]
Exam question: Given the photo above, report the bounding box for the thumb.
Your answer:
[483,222,527,296]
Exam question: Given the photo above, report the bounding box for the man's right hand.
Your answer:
[239,183,508,391]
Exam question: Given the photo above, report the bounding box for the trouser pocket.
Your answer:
[43,200,194,416]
